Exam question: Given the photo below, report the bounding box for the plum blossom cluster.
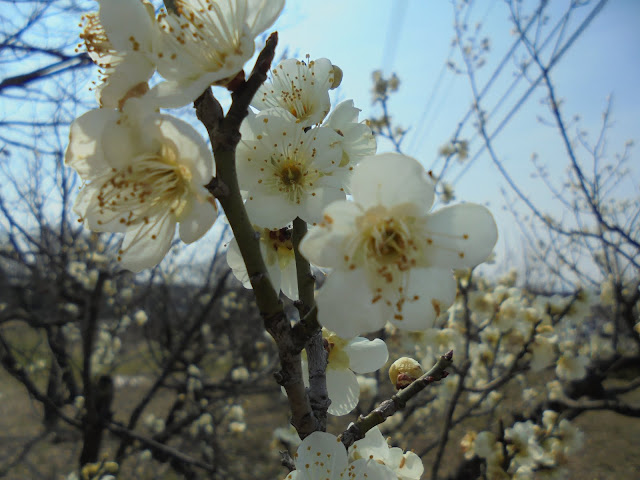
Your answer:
[79,0,284,108]
[461,412,583,479]
[234,57,375,228]
[369,270,640,478]
[228,59,497,417]
[283,428,422,480]
[385,273,614,419]
[65,1,510,476]
[67,0,286,272]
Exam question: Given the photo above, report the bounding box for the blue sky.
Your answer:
[267,0,639,273]
[2,0,637,279]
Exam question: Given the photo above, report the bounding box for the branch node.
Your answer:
[204,176,229,198]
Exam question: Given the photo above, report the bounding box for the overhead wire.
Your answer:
[381,0,408,74]
[406,0,483,154]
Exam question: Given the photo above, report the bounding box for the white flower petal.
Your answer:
[299,200,362,268]
[396,451,424,480]
[154,115,214,184]
[178,191,217,244]
[100,115,144,170]
[119,211,176,273]
[325,99,359,125]
[246,0,285,35]
[299,186,346,226]
[98,0,156,54]
[97,52,154,109]
[348,427,388,460]
[147,76,218,110]
[351,153,434,211]
[327,368,360,416]
[423,203,498,269]
[344,338,389,374]
[279,252,299,300]
[391,268,457,331]
[227,237,252,289]
[317,269,389,338]
[294,431,348,476]
[245,193,300,229]
[348,459,397,480]
[65,109,121,179]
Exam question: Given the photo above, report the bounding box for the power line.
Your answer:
[381,0,408,74]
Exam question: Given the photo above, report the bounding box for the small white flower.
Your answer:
[82,0,285,109]
[356,375,378,398]
[283,431,396,480]
[554,418,584,455]
[66,102,217,272]
[300,153,498,338]
[80,0,157,109]
[348,427,424,480]
[322,100,377,191]
[236,109,345,228]
[230,366,250,381]
[555,351,589,381]
[301,329,388,416]
[253,57,338,127]
[505,421,545,471]
[134,310,148,326]
[529,333,557,372]
[227,225,298,299]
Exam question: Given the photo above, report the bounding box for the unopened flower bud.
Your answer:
[389,357,424,389]
[330,65,343,89]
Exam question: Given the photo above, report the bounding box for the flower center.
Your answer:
[278,163,303,187]
[324,332,350,370]
[368,220,408,259]
[80,13,115,69]
[94,144,193,226]
[362,214,416,272]
[266,227,293,251]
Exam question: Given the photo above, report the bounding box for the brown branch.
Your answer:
[0,54,92,93]
[339,350,453,449]
[196,32,319,438]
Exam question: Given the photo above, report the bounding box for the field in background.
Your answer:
[1,336,639,479]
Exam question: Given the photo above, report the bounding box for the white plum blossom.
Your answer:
[80,0,157,109]
[302,329,388,416]
[227,225,298,299]
[504,421,545,471]
[253,57,339,127]
[300,153,498,338]
[555,351,589,381]
[283,431,396,480]
[65,101,217,272]
[81,0,285,109]
[150,0,285,107]
[529,333,557,372]
[348,427,424,480]
[236,109,345,228]
[322,100,377,190]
